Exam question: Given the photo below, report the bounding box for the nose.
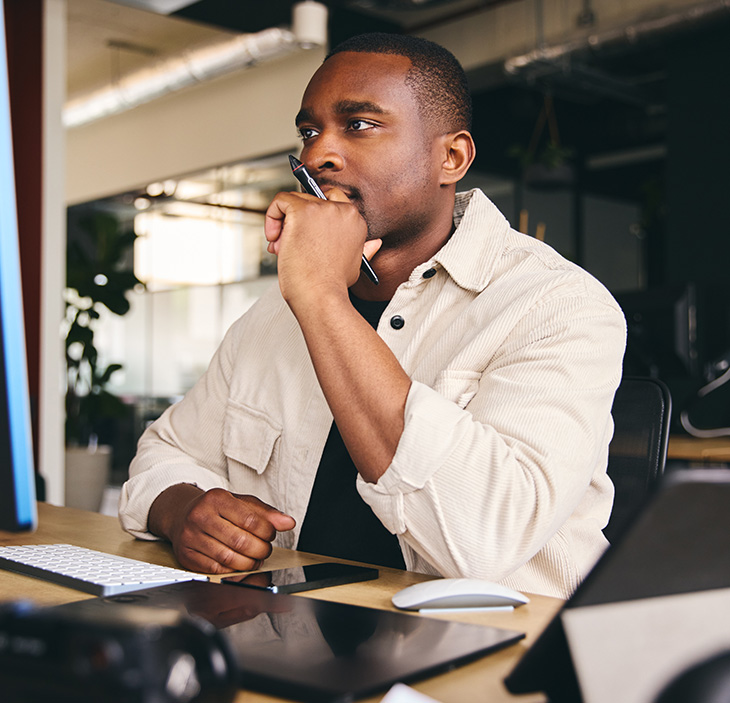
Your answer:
[302,132,344,175]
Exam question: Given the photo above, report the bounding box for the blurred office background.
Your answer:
[7,0,730,509]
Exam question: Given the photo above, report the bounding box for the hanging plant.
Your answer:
[508,93,575,187]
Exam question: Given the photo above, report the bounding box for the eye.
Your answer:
[348,119,374,132]
[298,126,319,141]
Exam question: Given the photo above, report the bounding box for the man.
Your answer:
[119,33,626,598]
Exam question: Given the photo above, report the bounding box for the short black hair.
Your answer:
[326,33,472,133]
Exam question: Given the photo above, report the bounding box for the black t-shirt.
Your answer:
[296,293,406,570]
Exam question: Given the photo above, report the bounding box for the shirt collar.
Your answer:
[431,188,511,292]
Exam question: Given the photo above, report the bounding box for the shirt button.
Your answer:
[422,268,437,279]
[390,315,405,330]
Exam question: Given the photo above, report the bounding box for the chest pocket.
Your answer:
[432,369,481,408]
[223,401,282,475]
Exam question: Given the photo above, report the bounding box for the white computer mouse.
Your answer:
[391,578,529,610]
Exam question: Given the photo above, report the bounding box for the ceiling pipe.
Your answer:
[504,0,730,76]
[63,1,328,129]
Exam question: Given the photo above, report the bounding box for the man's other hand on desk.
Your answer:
[148,484,296,574]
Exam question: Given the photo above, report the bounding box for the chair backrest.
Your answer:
[604,376,672,543]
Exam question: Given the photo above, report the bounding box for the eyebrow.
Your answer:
[334,99,387,116]
[295,100,388,126]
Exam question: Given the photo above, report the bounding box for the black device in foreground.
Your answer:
[289,154,380,285]
[222,562,378,594]
[0,600,238,703]
[52,579,524,703]
[504,469,730,702]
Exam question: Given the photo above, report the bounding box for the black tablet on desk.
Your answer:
[56,578,524,703]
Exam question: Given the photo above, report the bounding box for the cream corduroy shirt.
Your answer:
[119,189,626,598]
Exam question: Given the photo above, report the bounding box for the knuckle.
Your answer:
[186,503,213,530]
[208,560,234,575]
[260,541,274,560]
[229,530,253,557]
[206,487,229,503]
[213,549,239,572]
[241,510,260,533]
[214,542,258,572]
[234,493,260,507]
[244,512,276,543]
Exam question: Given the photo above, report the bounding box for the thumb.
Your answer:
[363,238,382,261]
[269,510,296,532]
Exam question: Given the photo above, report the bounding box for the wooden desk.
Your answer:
[667,435,730,463]
[0,503,562,703]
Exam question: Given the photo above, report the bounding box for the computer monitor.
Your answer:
[0,0,37,532]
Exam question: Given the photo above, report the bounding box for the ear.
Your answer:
[438,131,476,186]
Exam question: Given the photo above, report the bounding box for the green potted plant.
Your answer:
[64,210,141,510]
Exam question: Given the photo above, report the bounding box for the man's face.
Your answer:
[296,51,444,247]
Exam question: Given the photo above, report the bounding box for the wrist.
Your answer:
[148,483,203,540]
[287,284,352,324]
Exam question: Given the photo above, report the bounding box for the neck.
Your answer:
[351,196,456,302]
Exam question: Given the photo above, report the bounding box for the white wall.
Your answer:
[66,46,325,204]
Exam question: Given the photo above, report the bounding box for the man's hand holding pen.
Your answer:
[263,179,405,485]
[264,186,382,307]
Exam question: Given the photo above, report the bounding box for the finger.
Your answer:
[176,531,266,574]
[189,489,293,541]
[230,494,296,536]
[264,190,321,243]
[263,196,287,243]
[323,186,349,203]
[269,511,297,531]
[179,491,282,566]
[363,238,382,261]
[181,516,276,570]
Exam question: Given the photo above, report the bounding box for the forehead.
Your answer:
[299,52,418,119]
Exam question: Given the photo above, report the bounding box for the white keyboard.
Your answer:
[0,543,208,596]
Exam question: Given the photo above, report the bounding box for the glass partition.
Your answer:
[65,151,291,481]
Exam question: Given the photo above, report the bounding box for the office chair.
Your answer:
[604,376,672,544]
